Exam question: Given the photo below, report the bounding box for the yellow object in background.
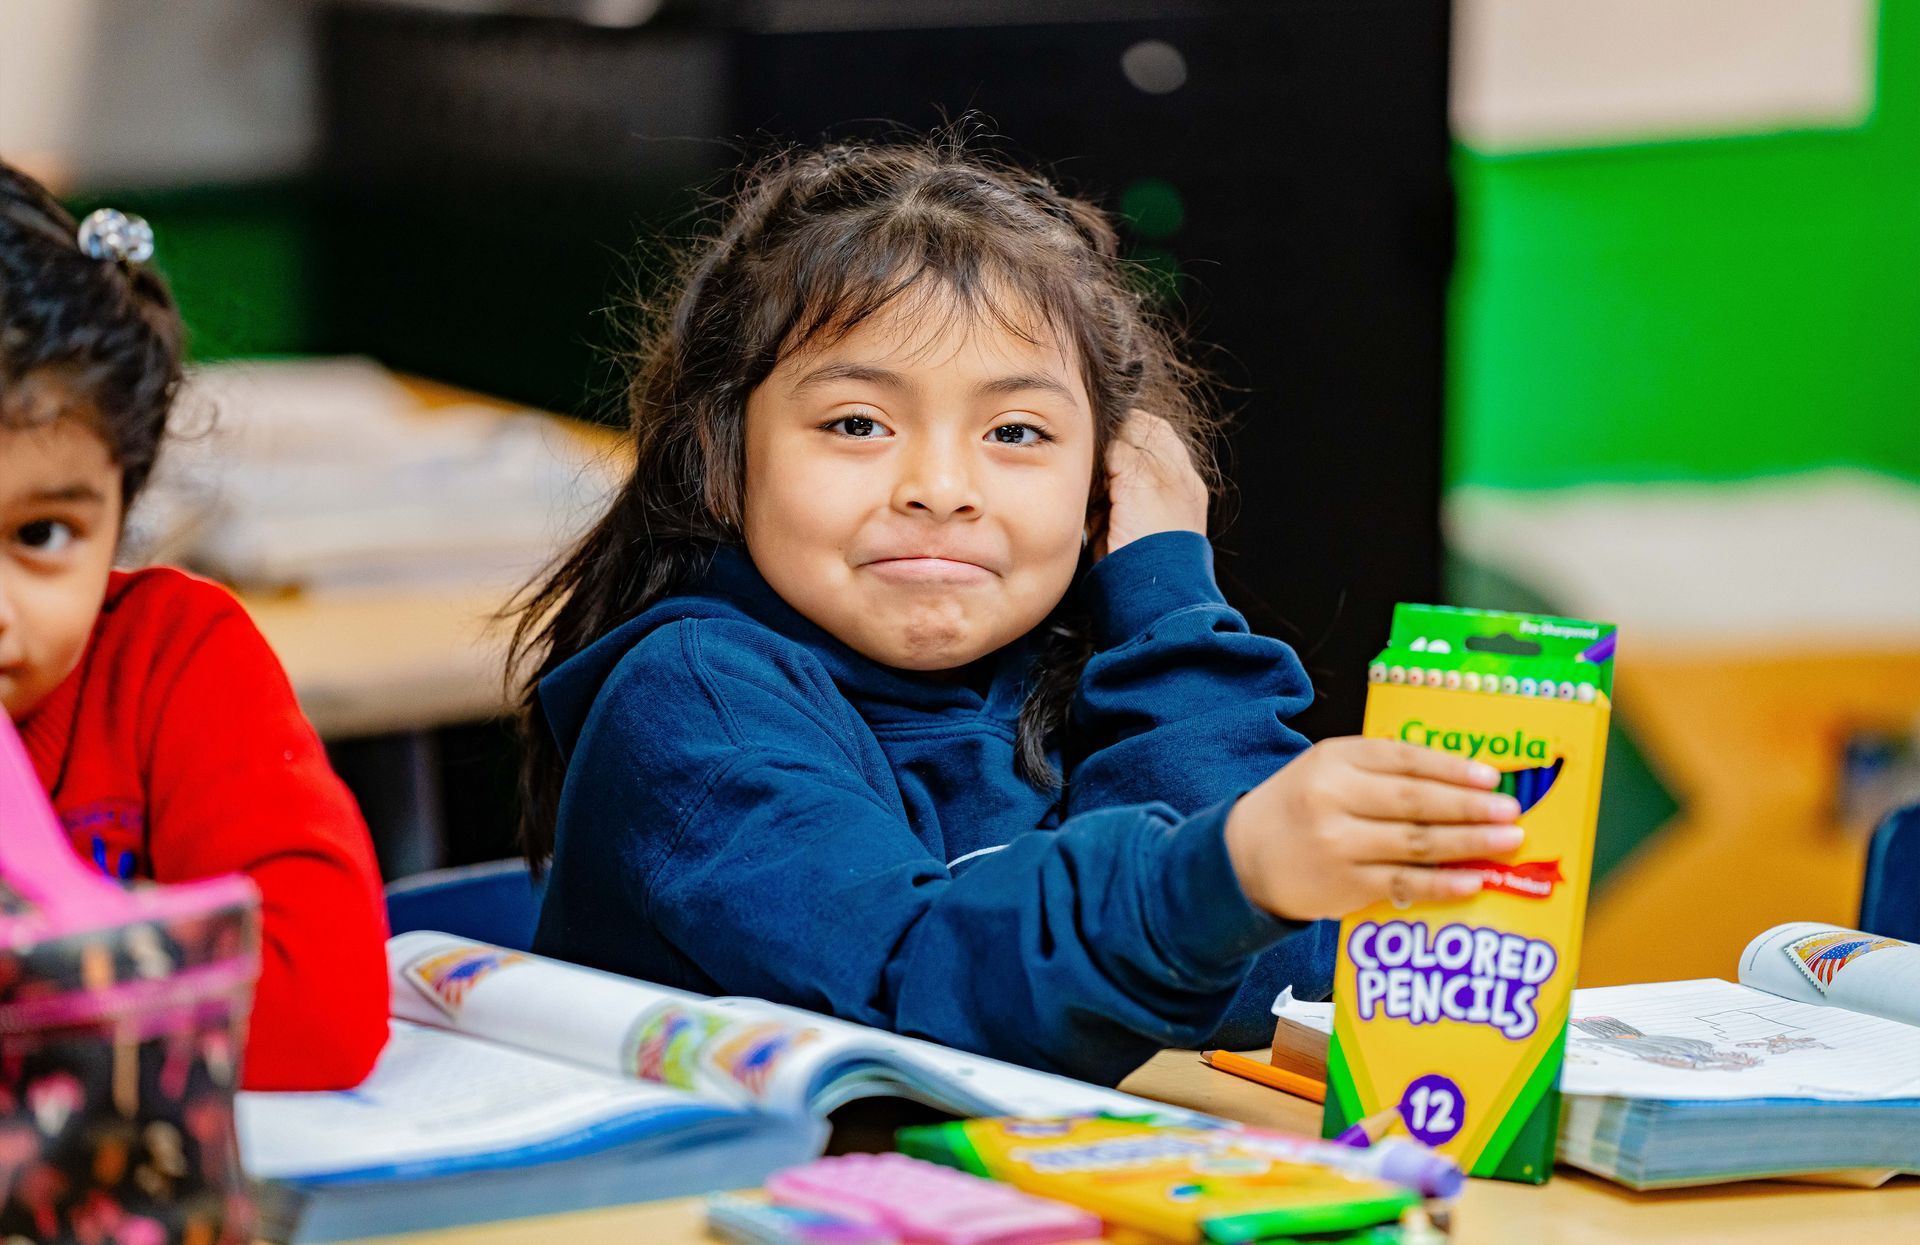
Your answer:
[1324,605,1616,1183]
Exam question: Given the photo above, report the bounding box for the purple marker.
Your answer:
[1577,633,1616,664]
[1238,1131,1465,1200]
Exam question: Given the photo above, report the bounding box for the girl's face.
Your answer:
[743,291,1098,672]
[0,417,122,719]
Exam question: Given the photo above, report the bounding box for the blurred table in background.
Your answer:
[239,371,626,735]
[235,376,623,875]
[242,580,521,739]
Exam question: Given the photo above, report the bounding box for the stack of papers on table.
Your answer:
[1552,977,1920,1189]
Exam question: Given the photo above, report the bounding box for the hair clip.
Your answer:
[76,208,155,265]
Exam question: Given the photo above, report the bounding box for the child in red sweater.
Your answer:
[0,161,389,1090]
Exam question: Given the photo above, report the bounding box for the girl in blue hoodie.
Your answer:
[509,140,1522,1085]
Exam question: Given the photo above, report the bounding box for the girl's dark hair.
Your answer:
[508,135,1219,865]
[0,161,184,509]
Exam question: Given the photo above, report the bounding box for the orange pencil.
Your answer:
[1200,1049,1327,1103]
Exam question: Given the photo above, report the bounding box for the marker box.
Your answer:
[1322,604,1616,1183]
[897,1115,1420,1243]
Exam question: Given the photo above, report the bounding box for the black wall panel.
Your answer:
[318,0,1451,739]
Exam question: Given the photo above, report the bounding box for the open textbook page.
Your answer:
[387,931,1163,1121]
[238,1021,801,1182]
[1560,978,1920,1100]
[1274,979,1920,1101]
[1738,922,1920,1027]
[237,1022,822,1241]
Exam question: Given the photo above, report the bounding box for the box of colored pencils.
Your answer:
[1322,604,1616,1183]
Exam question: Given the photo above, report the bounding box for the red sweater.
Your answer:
[19,567,390,1090]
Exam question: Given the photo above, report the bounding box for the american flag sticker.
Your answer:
[404,945,528,1017]
[1784,929,1903,993]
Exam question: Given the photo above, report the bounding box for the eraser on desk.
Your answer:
[766,1152,1100,1245]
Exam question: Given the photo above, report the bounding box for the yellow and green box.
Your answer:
[1322,604,1615,1183]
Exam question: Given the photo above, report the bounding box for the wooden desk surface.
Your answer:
[336,1049,1920,1245]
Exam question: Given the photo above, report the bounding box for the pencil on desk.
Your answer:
[1200,1049,1327,1103]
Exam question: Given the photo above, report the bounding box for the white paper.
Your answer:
[1271,987,1333,1032]
[237,1021,721,1180]
[1739,922,1920,1028]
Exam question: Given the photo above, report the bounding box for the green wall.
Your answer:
[1450,1,1920,490]
[69,181,317,362]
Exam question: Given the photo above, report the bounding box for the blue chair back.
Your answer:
[385,858,545,952]
[1860,803,1920,943]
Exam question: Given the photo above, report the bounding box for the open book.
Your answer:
[1269,923,1920,1188]
[240,932,1165,1241]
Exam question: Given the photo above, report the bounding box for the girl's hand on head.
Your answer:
[1092,411,1209,559]
[1222,739,1524,922]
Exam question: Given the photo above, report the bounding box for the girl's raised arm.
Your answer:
[1067,529,1315,817]
[1065,411,1315,817]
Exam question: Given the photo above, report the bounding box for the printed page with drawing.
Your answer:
[387,931,1157,1121]
[1560,977,1920,1100]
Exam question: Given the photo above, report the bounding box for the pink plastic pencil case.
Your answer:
[0,711,260,1244]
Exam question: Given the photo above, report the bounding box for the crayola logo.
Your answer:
[1398,720,1548,761]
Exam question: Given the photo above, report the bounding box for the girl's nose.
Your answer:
[891,436,981,520]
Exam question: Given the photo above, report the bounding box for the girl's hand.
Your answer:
[1223,739,1523,921]
[1093,411,1209,558]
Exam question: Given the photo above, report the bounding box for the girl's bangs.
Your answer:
[775,230,1086,371]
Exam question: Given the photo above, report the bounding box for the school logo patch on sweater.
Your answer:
[60,800,147,881]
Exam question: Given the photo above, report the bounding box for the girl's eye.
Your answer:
[989,422,1052,447]
[16,519,77,555]
[824,414,892,439]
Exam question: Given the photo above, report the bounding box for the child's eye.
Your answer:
[16,519,77,555]
[822,414,893,439]
[988,422,1053,447]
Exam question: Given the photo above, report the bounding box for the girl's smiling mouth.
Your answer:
[859,556,999,585]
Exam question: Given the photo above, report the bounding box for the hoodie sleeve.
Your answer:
[1065,530,1316,818]
[543,619,1293,1086]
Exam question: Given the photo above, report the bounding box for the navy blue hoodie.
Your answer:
[533,530,1335,1085]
